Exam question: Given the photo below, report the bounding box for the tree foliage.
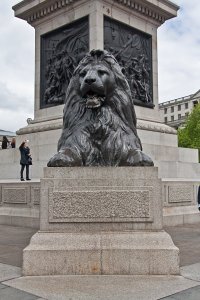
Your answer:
[178,103,200,151]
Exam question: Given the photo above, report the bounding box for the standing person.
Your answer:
[19,141,31,181]
[2,136,9,149]
[198,186,200,211]
[11,137,16,148]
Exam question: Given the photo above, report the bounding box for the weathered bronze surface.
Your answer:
[40,17,89,108]
[48,50,153,167]
[104,17,153,108]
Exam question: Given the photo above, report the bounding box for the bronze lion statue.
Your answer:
[48,49,153,167]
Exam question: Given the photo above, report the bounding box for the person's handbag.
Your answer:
[28,156,32,165]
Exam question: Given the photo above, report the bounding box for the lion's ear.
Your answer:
[121,67,125,75]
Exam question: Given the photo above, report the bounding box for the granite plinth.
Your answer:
[23,167,179,275]
[23,231,179,276]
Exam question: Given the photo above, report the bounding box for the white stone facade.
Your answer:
[159,89,200,129]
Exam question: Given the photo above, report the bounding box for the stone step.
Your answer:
[0,143,198,165]
[143,144,198,163]
[0,144,199,179]
[156,161,200,179]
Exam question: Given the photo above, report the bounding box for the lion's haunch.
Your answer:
[47,49,153,167]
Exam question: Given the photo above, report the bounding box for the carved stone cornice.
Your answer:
[114,0,179,24]
[13,0,179,26]
[137,119,177,134]
[16,118,177,135]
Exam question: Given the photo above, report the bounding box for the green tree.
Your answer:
[178,103,200,159]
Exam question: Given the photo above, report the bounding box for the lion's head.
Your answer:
[79,61,115,109]
[48,49,153,167]
[62,49,137,136]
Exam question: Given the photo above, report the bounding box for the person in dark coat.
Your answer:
[19,141,31,181]
[198,186,200,211]
[11,137,16,148]
[2,136,9,149]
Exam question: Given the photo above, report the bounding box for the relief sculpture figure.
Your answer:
[48,49,153,167]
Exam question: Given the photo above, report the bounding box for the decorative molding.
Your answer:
[49,188,152,223]
[13,0,178,26]
[0,182,40,208]
[16,122,62,135]
[137,119,177,134]
[2,187,28,204]
[166,184,194,205]
[168,186,192,203]
[114,0,165,23]
[31,187,40,205]
[16,119,177,135]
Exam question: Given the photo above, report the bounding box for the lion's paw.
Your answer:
[122,149,154,167]
[47,149,82,167]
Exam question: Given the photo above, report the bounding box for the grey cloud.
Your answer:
[158,0,200,102]
[0,108,33,132]
[0,81,33,112]
[0,0,35,131]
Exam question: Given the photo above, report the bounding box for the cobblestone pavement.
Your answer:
[165,223,200,267]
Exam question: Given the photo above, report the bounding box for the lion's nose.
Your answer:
[85,77,96,85]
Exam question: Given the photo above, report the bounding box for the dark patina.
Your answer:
[47,50,153,167]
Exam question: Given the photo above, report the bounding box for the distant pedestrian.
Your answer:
[2,136,9,149]
[19,141,31,181]
[198,186,200,211]
[11,137,16,148]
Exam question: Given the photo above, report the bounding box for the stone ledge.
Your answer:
[16,119,176,135]
[23,231,179,275]
[0,207,39,228]
[13,0,179,26]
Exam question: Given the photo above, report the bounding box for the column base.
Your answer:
[23,230,179,276]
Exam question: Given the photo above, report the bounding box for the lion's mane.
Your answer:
[48,50,153,167]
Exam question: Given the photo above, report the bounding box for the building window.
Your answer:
[171,115,174,121]
[164,108,167,114]
[185,112,189,117]
[178,114,181,119]
[178,105,181,111]
[164,117,167,123]
[171,107,174,113]
[193,100,198,107]
[185,103,188,109]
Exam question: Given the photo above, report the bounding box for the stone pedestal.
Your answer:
[23,167,179,275]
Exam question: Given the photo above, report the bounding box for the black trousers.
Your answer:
[20,164,29,179]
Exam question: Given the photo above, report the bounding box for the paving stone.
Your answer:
[165,224,200,267]
[0,283,7,290]
[0,263,21,282]
[3,275,200,300]
[0,285,39,300]
[159,285,200,300]
[181,263,200,282]
[0,224,200,299]
[0,225,37,267]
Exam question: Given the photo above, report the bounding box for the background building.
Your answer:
[159,90,200,129]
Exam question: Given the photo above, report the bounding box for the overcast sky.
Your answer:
[0,0,200,132]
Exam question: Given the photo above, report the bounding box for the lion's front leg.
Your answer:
[47,127,94,167]
[47,148,83,167]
